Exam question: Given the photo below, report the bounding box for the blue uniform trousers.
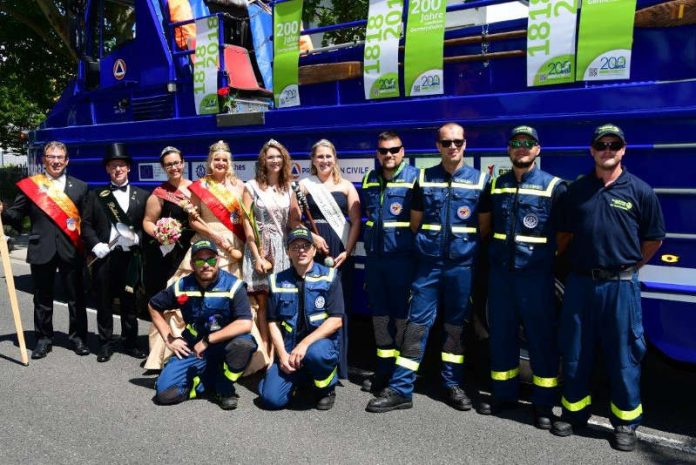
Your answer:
[259,338,339,409]
[388,259,473,398]
[155,334,257,404]
[488,265,559,406]
[365,255,415,383]
[559,273,646,427]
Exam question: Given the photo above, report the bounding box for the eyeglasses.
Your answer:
[509,140,538,149]
[193,257,218,268]
[289,242,313,252]
[439,139,465,148]
[45,155,66,161]
[377,146,403,155]
[592,141,624,151]
[163,161,183,169]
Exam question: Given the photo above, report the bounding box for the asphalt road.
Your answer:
[1,248,695,465]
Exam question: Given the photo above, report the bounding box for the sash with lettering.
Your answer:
[299,176,349,248]
[16,174,83,252]
[152,182,189,206]
[189,176,246,242]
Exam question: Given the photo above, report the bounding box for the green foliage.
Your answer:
[302,0,369,47]
[0,1,76,152]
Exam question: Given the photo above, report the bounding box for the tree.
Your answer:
[0,0,77,152]
[302,1,369,47]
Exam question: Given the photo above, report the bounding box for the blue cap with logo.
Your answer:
[592,123,625,144]
[191,239,218,255]
[509,125,539,143]
[286,227,313,247]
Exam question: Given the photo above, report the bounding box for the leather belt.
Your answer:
[576,266,637,281]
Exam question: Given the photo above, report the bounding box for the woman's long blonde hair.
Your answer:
[310,139,342,183]
[206,140,237,182]
[256,139,292,191]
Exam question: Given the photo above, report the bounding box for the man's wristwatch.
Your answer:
[203,334,210,345]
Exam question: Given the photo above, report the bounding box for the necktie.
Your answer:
[110,184,128,192]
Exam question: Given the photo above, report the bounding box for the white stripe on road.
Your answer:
[587,418,696,455]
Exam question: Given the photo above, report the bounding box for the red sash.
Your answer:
[17,175,83,252]
[152,182,189,206]
[189,177,246,242]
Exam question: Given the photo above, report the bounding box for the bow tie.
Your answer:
[109,184,128,192]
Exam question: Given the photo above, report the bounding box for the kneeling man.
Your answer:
[259,227,344,410]
[149,240,257,410]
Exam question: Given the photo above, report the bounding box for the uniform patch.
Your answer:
[390,202,403,215]
[315,296,325,309]
[99,190,110,197]
[610,198,633,211]
[523,214,538,229]
[457,206,471,220]
[66,218,77,231]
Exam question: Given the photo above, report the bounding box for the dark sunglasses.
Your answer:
[439,139,465,148]
[509,140,538,149]
[377,146,403,155]
[193,257,218,268]
[592,141,624,151]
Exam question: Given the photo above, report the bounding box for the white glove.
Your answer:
[92,242,110,259]
[116,235,135,249]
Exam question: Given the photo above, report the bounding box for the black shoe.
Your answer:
[366,388,413,413]
[97,345,113,363]
[361,375,387,394]
[218,393,239,411]
[447,386,473,411]
[533,405,555,430]
[477,398,518,415]
[124,346,147,359]
[31,341,52,360]
[316,390,336,410]
[72,339,90,356]
[551,419,587,437]
[613,425,637,452]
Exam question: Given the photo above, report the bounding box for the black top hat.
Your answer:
[103,143,132,165]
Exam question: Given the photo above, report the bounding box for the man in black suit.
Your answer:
[82,143,149,362]
[0,141,90,359]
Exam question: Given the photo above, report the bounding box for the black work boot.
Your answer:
[551,419,587,437]
[477,398,518,416]
[361,375,388,395]
[316,389,336,410]
[447,386,472,411]
[613,425,638,452]
[366,388,413,413]
[533,405,556,430]
[217,393,239,410]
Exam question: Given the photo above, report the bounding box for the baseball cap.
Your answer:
[509,125,539,143]
[592,124,626,144]
[191,239,218,255]
[286,227,313,247]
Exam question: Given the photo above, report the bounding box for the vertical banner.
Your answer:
[526,0,578,86]
[193,16,220,115]
[404,0,447,97]
[273,0,303,108]
[576,0,637,81]
[363,0,404,100]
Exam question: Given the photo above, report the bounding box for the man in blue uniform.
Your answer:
[367,122,491,412]
[551,124,665,452]
[259,227,344,410]
[477,126,565,429]
[148,240,257,410]
[361,131,419,394]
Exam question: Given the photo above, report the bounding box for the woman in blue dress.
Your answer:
[299,139,361,378]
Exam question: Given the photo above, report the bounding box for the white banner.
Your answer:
[526,0,578,87]
[193,16,221,115]
[138,162,190,182]
[363,0,403,100]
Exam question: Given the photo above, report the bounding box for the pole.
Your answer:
[0,214,29,366]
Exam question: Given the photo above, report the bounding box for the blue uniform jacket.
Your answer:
[269,263,343,353]
[489,166,565,270]
[361,162,419,256]
[414,163,489,263]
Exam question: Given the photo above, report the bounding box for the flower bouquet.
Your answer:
[154,217,182,256]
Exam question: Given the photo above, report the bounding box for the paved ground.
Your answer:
[1,236,695,465]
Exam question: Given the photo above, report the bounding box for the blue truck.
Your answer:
[29,0,696,365]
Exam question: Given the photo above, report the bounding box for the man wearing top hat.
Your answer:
[0,141,89,359]
[82,143,149,362]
